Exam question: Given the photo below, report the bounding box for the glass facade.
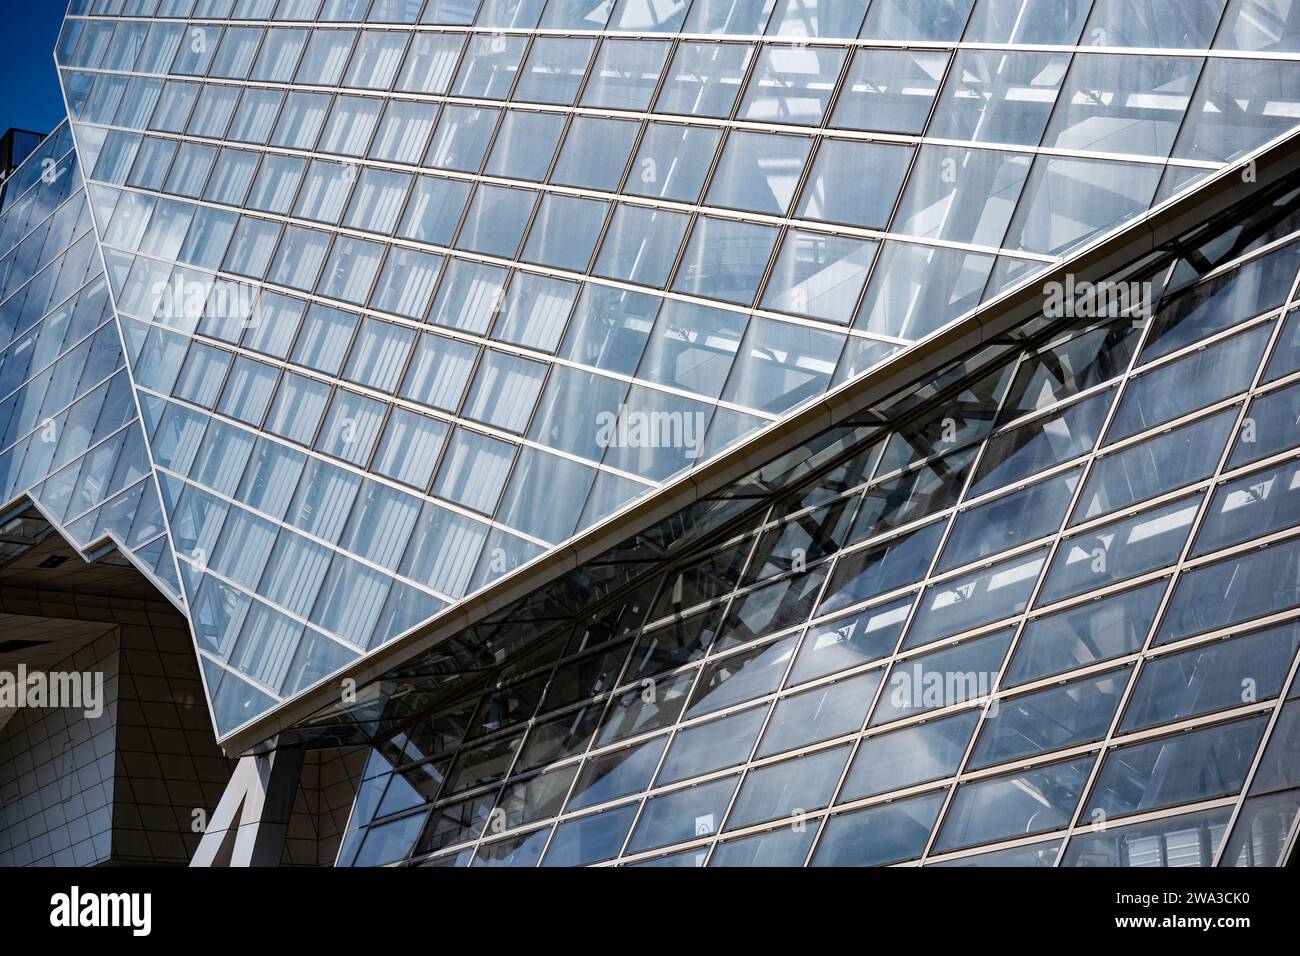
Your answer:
[298,167,1300,867]
[0,0,1294,870]
[47,0,1300,735]
[0,121,181,602]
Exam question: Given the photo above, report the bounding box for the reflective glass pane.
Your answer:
[933,756,1093,852]
[812,790,945,867]
[1006,580,1166,686]
[1085,716,1268,820]
[727,745,850,829]
[841,710,979,801]
[970,668,1129,769]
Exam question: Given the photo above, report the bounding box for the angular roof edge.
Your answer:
[218,126,1300,756]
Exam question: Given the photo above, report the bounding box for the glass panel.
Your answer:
[1170,57,1300,166]
[873,628,1015,724]
[812,790,945,867]
[685,635,798,718]
[1217,0,1300,53]
[452,33,527,99]
[740,45,846,125]
[1038,494,1202,605]
[463,350,547,434]
[710,824,818,867]
[295,29,357,85]
[1006,580,1166,686]
[841,710,979,801]
[433,428,516,515]
[626,123,722,203]
[1158,246,1300,368]
[682,0,777,33]
[672,216,778,306]
[316,389,386,466]
[610,0,690,32]
[970,390,1115,497]
[580,38,671,111]
[970,668,1130,769]
[766,0,870,38]
[318,236,384,304]
[1120,623,1300,732]
[396,33,464,93]
[1000,156,1164,258]
[628,607,725,679]
[426,105,499,172]
[594,205,690,287]
[760,231,877,325]
[758,669,882,756]
[853,242,996,342]
[497,449,596,542]
[820,522,946,616]
[891,146,1032,249]
[929,839,1061,867]
[595,670,692,746]
[559,286,655,374]
[522,195,608,272]
[657,42,753,118]
[371,247,443,320]
[789,598,913,685]
[1045,54,1200,158]
[929,50,1069,147]
[796,140,912,229]
[542,805,638,866]
[542,0,615,28]
[657,706,766,784]
[374,408,448,490]
[1063,804,1233,867]
[861,0,976,41]
[343,30,407,89]
[832,49,948,134]
[1248,699,1300,790]
[1075,408,1237,524]
[1196,458,1300,556]
[401,332,479,411]
[515,36,596,104]
[458,185,536,258]
[933,756,1093,852]
[1160,535,1300,643]
[938,469,1080,573]
[526,365,629,463]
[492,273,578,353]
[706,131,812,216]
[344,168,411,235]
[429,260,507,335]
[1220,789,1300,867]
[727,744,850,829]
[551,117,639,191]
[626,773,739,852]
[635,299,746,399]
[1082,0,1227,48]
[398,176,472,246]
[567,737,668,812]
[1230,379,1300,469]
[344,318,415,392]
[903,549,1046,650]
[964,0,1094,44]
[1085,716,1268,820]
[485,110,565,181]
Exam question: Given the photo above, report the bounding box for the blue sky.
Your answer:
[0,7,71,135]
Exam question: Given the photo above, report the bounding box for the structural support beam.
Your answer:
[191,749,305,868]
